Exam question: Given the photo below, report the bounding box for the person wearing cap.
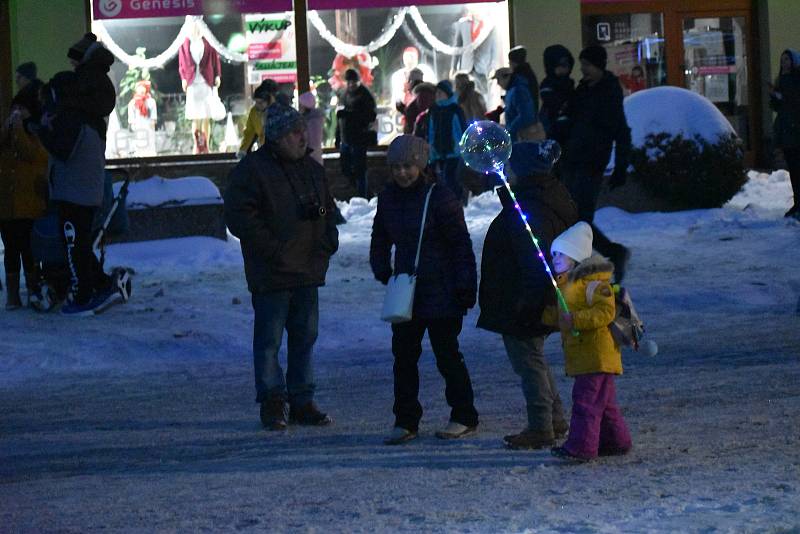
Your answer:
[298,91,325,166]
[478,140,578,450]
[403,80,435,135]
[237,79,279,158]
[542,221,632,462]
[560,45,632,282]
[224,101,339,431]
[539,45,575,144]
[63,32,116,141]
[336,68,377,198]
[426,79,468,203]
[370,134,479,445]
[505,46,543,142]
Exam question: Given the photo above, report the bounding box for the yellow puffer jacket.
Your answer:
[542,255,622,377]
[239,106,266,153]
[0,122,48,221]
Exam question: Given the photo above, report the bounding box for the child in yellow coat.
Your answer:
[542,222,632,461]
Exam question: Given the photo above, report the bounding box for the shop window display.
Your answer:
[306,2,510,147]
[582,12,667,96]
[92,2,295,159]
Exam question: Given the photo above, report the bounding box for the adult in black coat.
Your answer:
[769,49,800,218]
[225,103,339,431]
[561,45,632,281]
[539,45,575,145]
[370,135,479,444]
[337,69,377,198]
[478,140,577,449]
[64,33,116,141]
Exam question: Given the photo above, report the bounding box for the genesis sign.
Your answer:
[93,0,291,20]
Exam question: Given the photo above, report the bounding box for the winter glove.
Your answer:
[375,271,392,285]
[608,167,627,190]
[455,287,477,309]
[485,106,504,123]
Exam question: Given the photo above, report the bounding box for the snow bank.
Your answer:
[625,86,735,147]
[114,176,222,209]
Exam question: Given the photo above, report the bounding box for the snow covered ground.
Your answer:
[1,171,799,532]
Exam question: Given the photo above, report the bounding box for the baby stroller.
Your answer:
[30,169,132,312]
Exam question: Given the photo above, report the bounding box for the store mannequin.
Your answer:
[391,47,435,107]
[450,5,498,96]
[127,80,157,156]
[178,20,221,154]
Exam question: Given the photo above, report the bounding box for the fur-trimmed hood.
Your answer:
[568,254,614,282]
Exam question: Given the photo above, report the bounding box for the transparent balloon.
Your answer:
[458,120,512,174]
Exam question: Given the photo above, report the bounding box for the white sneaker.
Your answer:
[384,426,418,445]
[435,421,477,440]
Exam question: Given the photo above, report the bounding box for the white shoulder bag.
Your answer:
[380,184,436,323]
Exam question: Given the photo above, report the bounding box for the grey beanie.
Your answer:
[264,102,305,142]
[386,135,430,167]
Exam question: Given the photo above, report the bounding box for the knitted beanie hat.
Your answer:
[386,134,430,167]
[264,102,305,142]
[298,91,316,110]
[508,140,562,178]
[551,222,594,262]
[68,32,98,62]
[579,45,608,70]
[508,45,527,65]
[344,68,360,82]
[436,80,454,98]
[16,62,37,82]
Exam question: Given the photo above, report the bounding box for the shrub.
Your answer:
[628,132,746,210]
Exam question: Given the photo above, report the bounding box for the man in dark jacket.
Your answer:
[539,45,575,144]
[769,49,800,218]
[337,69,377,199]
[225,102,339,431]
[64,33,116,142]
[561,45,632,281]
[478,140,577,449]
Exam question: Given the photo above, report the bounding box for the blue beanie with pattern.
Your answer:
[264,102,305,142]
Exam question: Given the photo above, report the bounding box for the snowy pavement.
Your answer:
[1,172,799,532]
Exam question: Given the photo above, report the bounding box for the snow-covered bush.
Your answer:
[625,87,746,209]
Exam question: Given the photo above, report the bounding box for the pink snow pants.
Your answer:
[564,373,632,460]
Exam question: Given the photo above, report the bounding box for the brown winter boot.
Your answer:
[553,418,569,440]
[5,274,22,310]
[260,394,287,431]
[504,428,556,450]
[289,401,332,426]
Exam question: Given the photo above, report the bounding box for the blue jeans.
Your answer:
[252,287,319,404]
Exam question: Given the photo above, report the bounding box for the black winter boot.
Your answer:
[260,395,287,431]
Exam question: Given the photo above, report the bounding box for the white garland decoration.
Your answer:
[407,6,495,56]
[93,17,194,69]
[93,15,251,69]
[307,8,407,58]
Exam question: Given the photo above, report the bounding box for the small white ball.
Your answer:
[640,339,659,357]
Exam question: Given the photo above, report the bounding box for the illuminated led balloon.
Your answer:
[458,120,512,173]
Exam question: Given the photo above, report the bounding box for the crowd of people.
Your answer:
[1,33,128,316]
[224,42,642,462]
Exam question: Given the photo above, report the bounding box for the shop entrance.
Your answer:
[581,0,760,165]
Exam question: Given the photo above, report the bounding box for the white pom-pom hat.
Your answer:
[551,221,594,262]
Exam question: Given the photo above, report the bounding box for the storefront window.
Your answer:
[91,1,294,158]
[306,1,510,147]
[582,12,666,95]
[682,16,750,148]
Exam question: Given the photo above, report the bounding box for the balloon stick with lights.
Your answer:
[458,121,577,335]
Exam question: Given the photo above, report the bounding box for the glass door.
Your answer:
[682,14,751,149]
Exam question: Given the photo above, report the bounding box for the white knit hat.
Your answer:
[551,222,593,262]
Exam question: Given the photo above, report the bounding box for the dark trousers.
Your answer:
[251,287,319,405]
[563,373,632,459]
[340,143,368,198]
[783,147,800,208]
[58,202,109,305]
[391,316,479,431]
[561,167,617,256]
[0,219,37,288]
